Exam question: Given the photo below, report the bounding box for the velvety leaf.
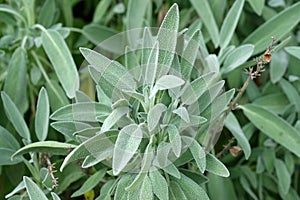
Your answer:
[3,47,28,113]
[189,0,219,47]
[206,153,230,177]
[182,136,206,173]
[93,0,111,23]
[275,159,291,195]
[144,42,159,87]
[253,93,288,114]
[156,4,179,78]
[126,0,150,45]
[285,46,300,60]
[1,92,30,141]
[243,2,300,54]
[207,173,238,200]
[150,75,185,98]
[35,87,49,141]
[101,106,130,133]
[270,51,288,83]
[279,79,300,113]
[225,112,251,159]
[71,169,106,197]
[147,103,167,132]
[50,102,111,122]
[220,0,245,48]
[83,23,117,45]
[113,124,142,175]
[222,44,254,74]
[80,48,137,99]
[149,169,168,200]
[24,176,48,200]
[172,173,209,200]
[60,131,117,171]
[37,0,56,28]
[42,29,79,98]
[167,125,181,157]
[241,104,300,157]
[127,175,153,200]
[45,79,69,111]
[51,192,61,200]
[181,72,217,105]
[247,0,265,15]
[12,141,76,159]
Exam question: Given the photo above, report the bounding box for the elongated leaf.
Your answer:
[145,42,159,87]
[113,124,142,175]
[225,112,251,159]
[280,79,300,113]
[148,103,167,132]
[12,141,76,159]
[0,126,20,150]
[115,174,135,200]
[80,48,137,99]
[167,125,181,157]
[253,93,288,114]
[156,4,179,78]
[182,136,206,173]
[243,2,300,54]
[206,153,230,177]
[37,0,56,28]
[127,0,149,30]
[247,0,265,15]
[220,0,245,48]
[51,192,61,200]
[35,87,49,141]
[101,106,129,133]
[45,79,69,111]
[71,169,106,197]
[240,176,258,200]
[126,0,150,46]
[207,173,238,200]
[285,46,300,60]
[181,72,217,105]
[275,159,291,195]
[150,75,185,98]
[50,102,111,122]
[0,5,26,23]
[181,30,201,80]
[1,92,30,141]
[270,51,288,83]
[189,0,219,47]
[241,104,300,157]
[169,181,187,200]
[222,44,254,74]
[60,131,117,171]
[173,173,209,200]
[42,29,79,98]
[93,0,111,22]
[24,176,48,200]
[83,23,118,45]
[173,107,190,123]
[127,175,153,200]
[149,169,168,200]
[4,47,28,113]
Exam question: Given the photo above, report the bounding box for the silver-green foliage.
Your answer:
[51,4,232,199]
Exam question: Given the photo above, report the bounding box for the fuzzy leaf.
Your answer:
[241,104,300,157]
[113,124,143,175]
[35,87,49,141]
[42,29,79,98]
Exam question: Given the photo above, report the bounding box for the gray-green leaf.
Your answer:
[35,87,49,141]
[42,29,79,98]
